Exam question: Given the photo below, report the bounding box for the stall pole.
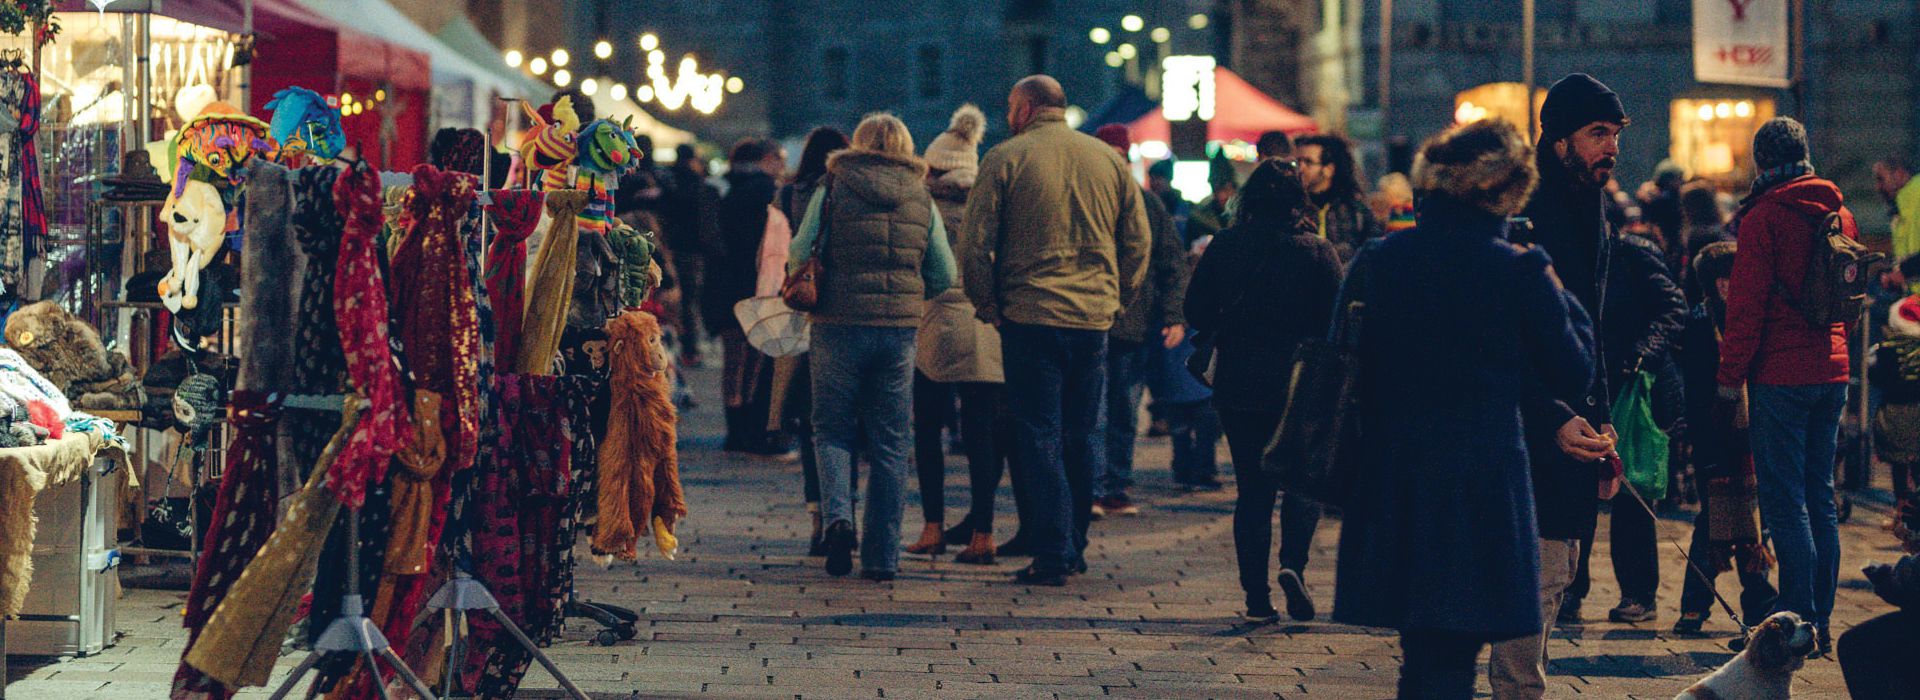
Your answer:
[239,0,253,109]
[137,15,151,148]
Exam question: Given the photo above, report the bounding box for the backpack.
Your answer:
[1780,210,1880,328]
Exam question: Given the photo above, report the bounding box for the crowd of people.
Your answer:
[609,73,1919,699]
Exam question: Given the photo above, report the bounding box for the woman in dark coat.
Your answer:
[1184,158,1343,623]
[1331,119,1597,699]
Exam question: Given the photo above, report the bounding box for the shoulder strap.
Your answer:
[812,175,834,256]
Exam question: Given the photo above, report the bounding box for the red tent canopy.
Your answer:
[1127,67,1318,143]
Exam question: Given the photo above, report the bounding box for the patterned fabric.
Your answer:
[442,195,495,571]
[286,166,348,472]
[484,191,542,372]
[575,171,615,236]
[0,70,40,295]
[172,392,281,700]
[326,166,412,508]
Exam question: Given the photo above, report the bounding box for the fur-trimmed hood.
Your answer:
[827,149,929,208]
[1412,120,1538,217]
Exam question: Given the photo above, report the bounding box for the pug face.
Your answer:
[1745,611,1817,672]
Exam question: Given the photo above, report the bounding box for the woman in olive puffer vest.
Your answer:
[788,112,957,580]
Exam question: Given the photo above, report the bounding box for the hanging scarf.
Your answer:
[286,166,349,470]
[326,165,412,508]
[10,70,42,292]
[484,191,542,370]
[520,190,589,375]
[575,171,616,236]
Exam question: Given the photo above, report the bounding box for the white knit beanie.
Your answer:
[923,104,985,174]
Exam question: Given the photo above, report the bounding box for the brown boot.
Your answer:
[905,522,946,555]
[954,532,996,565]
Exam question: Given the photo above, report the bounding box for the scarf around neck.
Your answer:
[1751,161,1814,199]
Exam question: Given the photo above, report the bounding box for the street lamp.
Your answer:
[1121,14,1144,32]
[504,49,522,67]
[594,40,612,60]
[1090,27,1111,44]
[551,48,570,67]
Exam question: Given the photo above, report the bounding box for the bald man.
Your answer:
[961,74,1151,586]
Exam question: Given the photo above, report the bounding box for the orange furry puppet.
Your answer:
[594,310,687,561]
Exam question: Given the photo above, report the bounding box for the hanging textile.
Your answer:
[284,166,349,474]
[0,68,42,295]
[440,195,496,575]
[173,160,300,700]
[484,191,542,371]
[181,399,363,691]
[594,310,686,560]
[519,190,589,375]
[325,165,412,508]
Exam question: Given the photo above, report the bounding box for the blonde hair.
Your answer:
[850,112,915,157]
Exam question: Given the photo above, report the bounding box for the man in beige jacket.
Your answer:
[961,75,1150,585]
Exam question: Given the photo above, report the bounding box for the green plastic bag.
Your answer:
[1610,369,1669,501]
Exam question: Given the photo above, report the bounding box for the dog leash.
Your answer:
[1617,478,1755,640]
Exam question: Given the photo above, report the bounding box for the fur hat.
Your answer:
[1412,119,1539,217]
[1890,295,1920,339]
[4,301,141,409]
[923,104,986,174]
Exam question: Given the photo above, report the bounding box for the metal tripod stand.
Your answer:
[410,570,590,700]
[267,514,437,700]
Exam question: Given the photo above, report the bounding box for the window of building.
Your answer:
[1670,97,1775,183]
[1026,36,1048,74]
[1452,82,1544,137]
[824,47,849,101]
[917,45,944,100]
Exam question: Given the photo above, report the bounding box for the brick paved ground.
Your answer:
[6,365,1904,698]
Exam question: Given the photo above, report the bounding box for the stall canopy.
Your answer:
[435,15,551,102]
[1122,67,1318,144]
[292,0,532,102]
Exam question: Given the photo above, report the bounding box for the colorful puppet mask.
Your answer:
[578,116,643,175]
[520,95,579,172]
[168,102,274,190]
[264,86,344,163]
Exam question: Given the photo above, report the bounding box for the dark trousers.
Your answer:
[1000,322,1107,574]
[1098,339,1148,498]
[1568,491,1660,606]
[913,372,1006,529]
[1839,610,1920,699]
[671,249,704,348]
[1678,496,1777,623]
[1398,631,1484,700]
[1219,407,1321,598]
[1164,399,1220,484]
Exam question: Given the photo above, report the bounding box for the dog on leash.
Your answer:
[1674,611,1818,700]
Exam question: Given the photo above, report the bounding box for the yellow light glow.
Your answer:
[1117,43,1137,59]
[640,33,659,51]
[1714,102,1732,118]
[374,89,386,101]
[648,50,665,65]
[1735,100,1754,117]
[1188,13,1209,30]
[726,77,744,93]
[529,57,548,75]
[554,69,572,87]
[682,55,698,71]
[637,84,655,102]
[581,78,599,95]
[1697,104,1714,121]
[341,92,353,103]
[1121,15,1144,32]
[610,83,628,101]
[594,40,612,59]
[551,48,570,67]
[1090,27,1111,44]
[504,49,522,67]
[1105,52,1123,68]
[1151,27,1171,43]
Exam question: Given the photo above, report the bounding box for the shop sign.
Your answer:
[1693,0,1789,88]
[1160,55,1215,122]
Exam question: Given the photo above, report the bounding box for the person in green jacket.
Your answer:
[1876,158,1920,292]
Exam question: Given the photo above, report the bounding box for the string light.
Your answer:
[553,69,572,87]
[726,77,743,93]
[374,89,385,101]
[1105,52,1123,67]
[1188,13,1209,30]
[341,92,353,103]
[594,40,612,59]
[1117,43,1137,60]
[636,84,655,102]
[639,33,659,51]
[646,53,725,113]
[581,77,599,95]
[1151,27,1170,43]
[503,49,522,67]
[1090,27,1110,44]
[610,83,628,101]
[1121,15,1144,32]
[551,48,570,67]
[529,57,547,75]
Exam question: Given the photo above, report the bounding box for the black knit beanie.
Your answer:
[1752,117,1810,171]
[1539,74,1628,145]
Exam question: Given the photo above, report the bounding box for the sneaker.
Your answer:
[1100,494,1141,516]
[1556,600,1585,625]
[1608,599,1658,623]
[1276,569,1317,621]
[1244,596,1280,623]
[1671,612,1707,636]
[823,521,856,577]
[1013,565,1068,587]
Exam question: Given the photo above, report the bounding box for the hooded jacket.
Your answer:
[788,150,956,328]
[961,114,1150,331]
[1110,189,1190,343]
[1717,175,1856,388]
[917,169,1003,383]
[705,164,777,332]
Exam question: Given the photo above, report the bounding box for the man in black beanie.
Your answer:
[1494,73,1637,700]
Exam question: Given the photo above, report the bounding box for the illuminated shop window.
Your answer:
[1670,97,1774,182]
[1452,82,1544,137]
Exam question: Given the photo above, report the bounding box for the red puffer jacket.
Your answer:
[1717,175,1856,388]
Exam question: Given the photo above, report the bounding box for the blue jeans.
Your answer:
[1748,382,1848,626]
[1097,339,1147,498]
[1000,322,1107,574]
[810,324,917,574]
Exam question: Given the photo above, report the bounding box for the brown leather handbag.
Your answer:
[781,180,832,312]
